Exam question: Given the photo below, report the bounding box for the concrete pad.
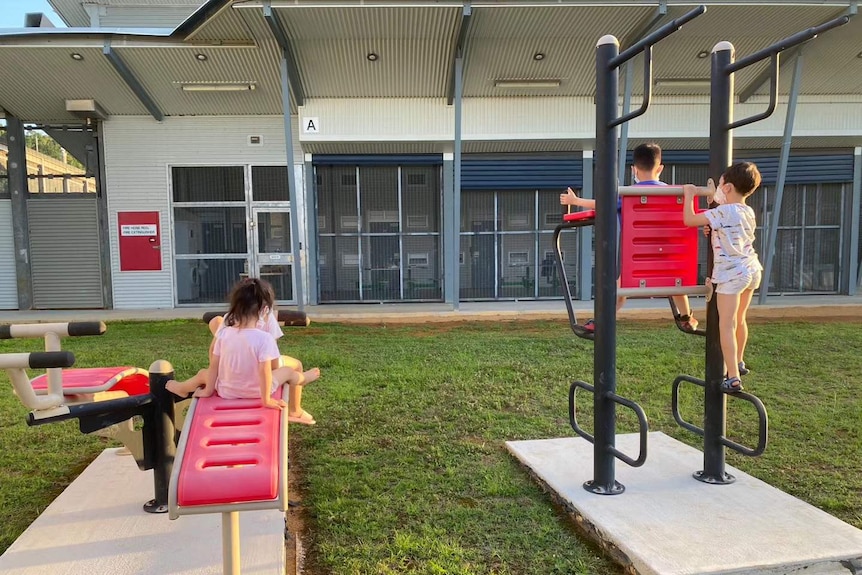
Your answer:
[0,448,285,575]
[506,432,862,575]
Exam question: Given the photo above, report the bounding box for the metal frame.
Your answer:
[587,5,706,495]
[5,114,32,309]
[102,41,163,122]
[699,12,849,484]
[262,1,306,107]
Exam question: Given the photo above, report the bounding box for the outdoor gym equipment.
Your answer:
[558,6,849,495]
[0,321,179,513]
[168,310,307,575]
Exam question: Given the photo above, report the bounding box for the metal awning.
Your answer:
[1,0,859,124]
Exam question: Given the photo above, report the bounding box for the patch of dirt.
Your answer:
[286,435,315,575]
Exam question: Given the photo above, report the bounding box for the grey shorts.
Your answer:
[714,269,762,295]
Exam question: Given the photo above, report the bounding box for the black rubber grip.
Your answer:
[28,351,76,369]
[202,312,224,324]
[67,322,107,337]
[203,311,309,327]
[0,325,10,339]
[277,310,310,327]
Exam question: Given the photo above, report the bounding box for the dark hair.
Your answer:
[722,162,761,197]
[632,143,662,171]
[224,277,275,327]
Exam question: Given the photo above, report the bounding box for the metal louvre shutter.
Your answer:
[0,200,17,309]
[461,155,583,190]
[27,197,103,309]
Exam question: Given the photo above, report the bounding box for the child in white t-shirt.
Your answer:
[166,278,319,422]
[682,161,763,393]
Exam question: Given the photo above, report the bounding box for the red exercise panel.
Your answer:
[620,195,700,289]
[30,367,149,396]
[563,209,596,222]
[176,390,283,507]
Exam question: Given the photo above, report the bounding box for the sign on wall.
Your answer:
[118,211,162,271]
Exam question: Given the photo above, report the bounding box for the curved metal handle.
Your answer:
[720,391,769,457]
[606,392,649,467]
[672,375,706,436]
[553,221,596,341]
[568,380,595,444]
[673,374,768,456]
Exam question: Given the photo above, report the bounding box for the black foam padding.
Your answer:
[0,325,10,339]
[67,322,106,337]
[276,310,310,327]
[202,312,224,324]
[28,351,76,369]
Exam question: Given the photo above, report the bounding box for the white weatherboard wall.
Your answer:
[103,115,304,309]
[298,96,862,145]
[0,200,18,309]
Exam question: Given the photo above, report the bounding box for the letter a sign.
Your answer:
[302,117,319,134]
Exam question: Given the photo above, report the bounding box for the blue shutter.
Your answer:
[624,150,854,184]
[461,155,583,190]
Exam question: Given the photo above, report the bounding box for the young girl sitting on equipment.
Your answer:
[682,161,763,393]
[166,277,319,422]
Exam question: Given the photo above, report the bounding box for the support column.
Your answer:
[450,53,464,310]
[304,154,318,305]
[92,124,114,308]
[699,42,734,485]
[6,115,32,310]
[442,154,455,305]
[758,51,803,305]
[579,150,594,301]
[278,58,305,310]
[617,62,634,184]
[849,147,861,295]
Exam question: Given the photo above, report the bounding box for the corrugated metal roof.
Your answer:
[273,5,461,98]
[185,2,268,43]
[116,41,291,114]
[48,0,89,27]
[463,5,656,97]
[0,46,149,122]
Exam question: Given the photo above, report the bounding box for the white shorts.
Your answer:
[714,269,762,295]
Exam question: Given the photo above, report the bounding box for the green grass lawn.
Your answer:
[1,318,861,574]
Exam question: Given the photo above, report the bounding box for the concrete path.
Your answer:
[0,448,286,575]
[507,432,862,575]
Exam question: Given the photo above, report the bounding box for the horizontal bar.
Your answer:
[618,185,713,197]
[619,286,709,298]
[611,5,705,67]
[0,322,106,339]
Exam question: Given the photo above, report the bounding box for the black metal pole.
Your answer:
[585,34,623,495]
[697,42,735,484]
[144,360,176,512]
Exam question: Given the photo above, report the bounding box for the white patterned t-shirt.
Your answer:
[703,203,763,285]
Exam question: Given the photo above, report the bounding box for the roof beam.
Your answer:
[446,4,473,106]
[103,41,163,121]
[263,1,305,107]
[620,0,668,51]
[738,3,857,103]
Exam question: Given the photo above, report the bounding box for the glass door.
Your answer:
[251,208,295,303]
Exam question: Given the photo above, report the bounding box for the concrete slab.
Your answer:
[506,432,862,575]
[0,448,286,575]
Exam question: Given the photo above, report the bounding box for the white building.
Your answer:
[0,0,860,310]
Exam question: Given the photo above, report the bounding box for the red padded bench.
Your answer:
[169,387,289,574]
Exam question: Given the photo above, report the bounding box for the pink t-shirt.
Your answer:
[212,326,281,399]
[219,311,284,340]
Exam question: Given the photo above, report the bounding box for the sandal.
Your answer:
[288,410,316,425]
[720,377,743,394]
[678,314,699,332]
[738,361,750,376]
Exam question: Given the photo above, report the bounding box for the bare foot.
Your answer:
[297,368,320,386]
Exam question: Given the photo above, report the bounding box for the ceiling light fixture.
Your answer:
[857,51,862,58]
[495,79,561,88]
[654,78,710,88]
[367,52,379,61]
[697,50,709,59]
[180,83,257,92]
[195,53,208,61]
[533,52,545,61]
[70,53,84,61]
